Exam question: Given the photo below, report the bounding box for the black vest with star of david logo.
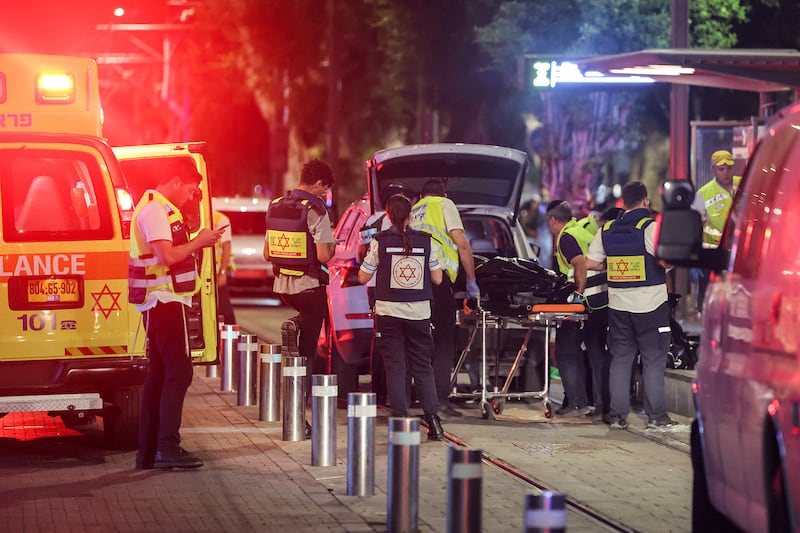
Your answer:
[374,227,433,303]
[266,189,327,281]
[600,207,665,289]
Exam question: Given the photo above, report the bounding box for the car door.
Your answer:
[112,143,219,364]
[701,126,793,524]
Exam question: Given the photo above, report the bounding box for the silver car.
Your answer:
[211,196,273,293]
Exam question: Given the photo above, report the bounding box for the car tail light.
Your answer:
[340,264,362,288]
[115,187,134,239]
[345,312,373,320]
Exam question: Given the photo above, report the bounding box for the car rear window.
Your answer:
[462,215,515,258]
[0,148,113,242]
[219,210,267,236]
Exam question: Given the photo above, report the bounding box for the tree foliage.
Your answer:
[475,0,758,209]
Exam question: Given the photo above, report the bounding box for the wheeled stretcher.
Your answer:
[448,302,587,420]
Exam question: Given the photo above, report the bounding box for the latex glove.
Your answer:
[567,292,585,305]
[689,267,702,284]
[466,279,480,299]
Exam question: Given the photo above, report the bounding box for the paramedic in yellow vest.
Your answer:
[213,210,236,325]
[129,159,225,470]
[410,178,480,418]
[690,149,741,312]
[546,200,593,417]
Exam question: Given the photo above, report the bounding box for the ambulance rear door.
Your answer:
[112,143,219,363]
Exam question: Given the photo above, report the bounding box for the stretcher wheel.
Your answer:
[544,401,552,419]
[480,400,494,420]
[491,398,504,415]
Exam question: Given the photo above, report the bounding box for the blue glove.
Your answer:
[689,267,702,284]
[466,279,480,299]
[567,292,585,305]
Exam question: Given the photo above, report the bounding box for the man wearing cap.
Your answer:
[691,149,741,248]
[690,150,741,312]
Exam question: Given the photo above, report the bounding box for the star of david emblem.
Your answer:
[277,233,291,250]
[615,259,630,276]
[91,284,122,319]
[398,263,417,282]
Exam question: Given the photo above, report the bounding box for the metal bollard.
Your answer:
[447,447,483,533]
[237,334,259,406]
[282,356,307,441]
[387,417,420,533]
[346,392,376,496]
[524,491,567,533]
[311,374,338,466]
[220,324,239,392]
[259,344,282,422]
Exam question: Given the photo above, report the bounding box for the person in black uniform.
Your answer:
[358,194,444,440]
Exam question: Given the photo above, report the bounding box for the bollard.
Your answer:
[447,447,483,533]
[237,334,259,406]
[220,324,239,392]
[311,374,338,466]
[282,356,307,441]
[387,417,420,533]
[205,363,219,378]
[346,392,376,496]
[259,343,282,422]
[524,491,567,533]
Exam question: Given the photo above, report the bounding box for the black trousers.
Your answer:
[430,277,456,404]
[138,301,194,456]
[584,307,610,414]
[216,282,236,325]
[280,286,328,375]
[555,320,588,408]
[375,315,439,417]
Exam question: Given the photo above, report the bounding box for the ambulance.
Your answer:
[0,54,219,449]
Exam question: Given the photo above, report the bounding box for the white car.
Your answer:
[211,197,273,293]
[322,143,539,397]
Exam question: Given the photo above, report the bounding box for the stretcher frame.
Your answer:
[449,302,587,420]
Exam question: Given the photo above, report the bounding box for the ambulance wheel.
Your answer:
[103,387,141,450]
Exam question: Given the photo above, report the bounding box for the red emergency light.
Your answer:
[35,72,75,104]
[0,73,6,103]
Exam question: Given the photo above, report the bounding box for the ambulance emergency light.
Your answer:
[0,73,6,103]
[35,72,76,103]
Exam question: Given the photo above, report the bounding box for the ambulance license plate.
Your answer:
[8,276,84,310]
[27,277,80,303]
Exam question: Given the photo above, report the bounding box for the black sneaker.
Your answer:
[555,405,591,418]
[647,416,679,430]
[281,316,300,358]
[609,416,629,430]
[154,447,203,469]
[135,450,154,470]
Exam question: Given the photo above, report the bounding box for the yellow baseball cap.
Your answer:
[711,150,734,166]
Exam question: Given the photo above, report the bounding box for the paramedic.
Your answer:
[358,193,444,441]
[130,159,225,469]
[264,159,336,377]
[213,209,236,325]
[690,149,741,311]
[546,200,593,417]
[585,182,675,430]
[411,178,480,418]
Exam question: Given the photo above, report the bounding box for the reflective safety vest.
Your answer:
[374,227,433,303]
[212,210,235,273]
[410,196,459,283]
[555,218,607,309]
[600,208,665,289]
[128,190,198,304]
[266,189,327,279]
[698,176,741,247]
[577,214,599,237]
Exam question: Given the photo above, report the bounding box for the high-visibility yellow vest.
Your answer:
[410,196,460,282]
[128,190,198,304]
[212,210,235,273]
[698,176,741,247]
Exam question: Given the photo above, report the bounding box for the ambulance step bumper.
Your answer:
[0,393,103,413]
